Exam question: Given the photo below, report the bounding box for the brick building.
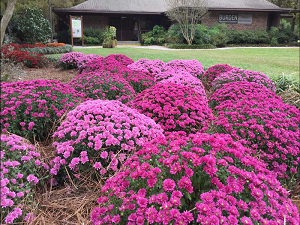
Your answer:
[54,0,292,42]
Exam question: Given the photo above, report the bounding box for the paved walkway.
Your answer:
[74,45,299,51]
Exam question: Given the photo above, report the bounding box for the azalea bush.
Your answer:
[127,59,169,75]
[58,52,85,70]
[91,132,300,225]
[213,99,300,187]
[51,100,164,179]
[104,54,134,66]
[0,80,78,141]
[212,68,276,93]
[68,71,136,103]
[1,134,48,224]
[209,81,282,110]
[166,59,205,78]
[201,64,233,89]
[130,83,213,133]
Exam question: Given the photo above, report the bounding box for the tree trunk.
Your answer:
[0,0,18,47]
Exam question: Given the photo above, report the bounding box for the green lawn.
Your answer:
[48,47,300,81]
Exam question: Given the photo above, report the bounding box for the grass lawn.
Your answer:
[47,47,300,81]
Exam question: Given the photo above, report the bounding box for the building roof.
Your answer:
[54,0,292,14]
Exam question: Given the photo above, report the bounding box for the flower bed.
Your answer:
[213,99,300,186]
[209,81,282,109]
[212,68,276,93]
[104,54,134,66]
[201,64,233,89]
[0,80,78,141]
[68,71,135,103]
[166,59,205,78]
[1,134,48,224]
[130,83,213,133]
[91,132,299,225]
[127,59,168,75]
[4,50,49,68]
[51,99,163,178]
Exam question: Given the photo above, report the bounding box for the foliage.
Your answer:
[166,43,215,49]
[102,26,117,48]
[227,30,270,45]
[81,36,101,45]
[21,45,72,55]
[0,134,48,224]
[130,83,213,133]
[167,24,185,44]
[0,80,78,141]
[276,20,298,44]
[208,24,229,47]
[0,49,25,81]
[91,132,300,225]
[273,73,300,93]
[57,29,71,44]
[51,99,164,179]
[82,27,105,45]
[14,7,51,44]
[4,50,49,68]
[141,25,167,46]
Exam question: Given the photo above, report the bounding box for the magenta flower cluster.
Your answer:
[59,52,85,69]
[166,59,205,78]
[0,80,78,141]
[130,83,213,133]
[127,58,169,75]
[212,68,276,93]
[76,54,103,70]
[1,134,48,224]
[104,54,134,66]
[68,71,136,104]
[201,64,233,88]
[51,99,164,178]
[91,132,299,225]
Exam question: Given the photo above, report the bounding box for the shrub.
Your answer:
[68,71,136,103]
[213,99,300,187]
[1,134,48,224]
[51,99,164,178]
[141,25,167,46]
[83,27,105,41]
[209,81,283,109]
[212,68,276,93]
[127,59,168,75]
[130,83,212,133]
[167,24,185,44]
[91,132,300,225]
[20,45,73,55]
[166,44,216,49]
[166,59,205,78]
[194,24,211,45]
[227,30,270,45]
[276,20,298,44]
[58,52,85,70]
[57,29,71,44]
[82,36,101,45]
[201,64,233,89]
[5,50,49,68]
[104,54,134,66]
[0,80,78,141]
[15,7,51,44]
[208,24,228,47]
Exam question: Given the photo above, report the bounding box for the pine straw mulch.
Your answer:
[278,89,300,109]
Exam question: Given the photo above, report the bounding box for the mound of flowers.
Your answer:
[51,99,164,178]
[90,132,300,225]
[76,54,103,71]
[80,56,125,74]
[3,50,49,68]
[58,52,86,70]
[123,71,156,94]
[212,68,276,93]
[68,71,135,103]
[213,99,300,185]
[159,73,207,101]
[127,59,168,75]
[1,134,48,224]
[201,64,233,89]
[154,70,191,82]
[0,80,78,141]
[209,81,283,109]
[166,59,205,78]
[130,83,213,133]
[104,54,134,66]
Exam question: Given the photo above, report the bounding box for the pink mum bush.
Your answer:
[201,64,233,89]
[51,100,163,178]
[77,54,103,70]
[58,52,85,70]
[130,83,213,133]
[127,59,168,75]
[209,81,282,109]
[154,70,192,82]
[166,59,205,78]
[104,54,134,66]
[213,99,300,185]
[91,132,299,225]
[0,80,78,141]
[1,134,48,224]
[68,71,135,103]
[212,68,276,93]
[159,73,207,101]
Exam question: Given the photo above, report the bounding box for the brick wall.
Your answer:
[83,15,109,29]
[202,11,269,30]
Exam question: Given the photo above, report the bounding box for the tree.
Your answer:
[0,0,17,47]
[166,0,208,45]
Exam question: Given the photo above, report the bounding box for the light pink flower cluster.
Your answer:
[166,59,205,78]
[91,132,299,225]
[0,80,78,141]
[209,81,282,109]
[201,64,233,88]
[1,134,48,224]
[51,100,164,178]
[127,58,169,75]
[59,52,85,69]
[212,68,276,93]
[68,71,136,104]
[130,83,213,133]
[76,54,103,70]
[213,99,300,184]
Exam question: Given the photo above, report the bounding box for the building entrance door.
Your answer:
[109,17,135,41]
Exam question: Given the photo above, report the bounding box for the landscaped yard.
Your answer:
[47,47,300,81]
